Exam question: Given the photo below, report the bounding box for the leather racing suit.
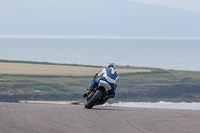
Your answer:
[90,67,119,98]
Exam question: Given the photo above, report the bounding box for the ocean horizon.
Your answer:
[0,38,200,71]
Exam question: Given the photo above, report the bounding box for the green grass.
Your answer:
[1,68,200,92]
[1,60,200,93]
[169,70,200,82]
[118,68,200,85]
[1,68,199,93]
[57,87,74,92]
[0,74,89,93]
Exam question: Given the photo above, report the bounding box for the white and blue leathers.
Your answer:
[91,67,119,98]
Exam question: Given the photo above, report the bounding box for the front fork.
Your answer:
[87,91,94,102]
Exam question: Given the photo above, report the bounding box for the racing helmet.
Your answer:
[108,63,116,69]
[108,63,116,74]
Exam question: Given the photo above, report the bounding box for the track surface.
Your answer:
[1,102,200,133]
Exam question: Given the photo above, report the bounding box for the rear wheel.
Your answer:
[85,90,102,109]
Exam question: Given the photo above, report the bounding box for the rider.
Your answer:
[83,63,119,99]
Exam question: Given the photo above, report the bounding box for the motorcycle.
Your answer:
[84,79,111,109]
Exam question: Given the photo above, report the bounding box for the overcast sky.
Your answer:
[0,0,199,38]
[127,0,200,13]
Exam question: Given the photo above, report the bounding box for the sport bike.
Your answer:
[84,79,111,109]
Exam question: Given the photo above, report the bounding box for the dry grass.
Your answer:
[0,62,151,76]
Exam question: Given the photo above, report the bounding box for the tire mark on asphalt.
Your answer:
[95,110,101,117]
[126,112,145,133]
[70,106,122,133]
[54,106,78,133]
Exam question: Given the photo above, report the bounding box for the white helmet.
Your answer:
[108,63,116,69]
[108,63,116,74]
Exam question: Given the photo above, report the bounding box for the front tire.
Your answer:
[85,90,102,109]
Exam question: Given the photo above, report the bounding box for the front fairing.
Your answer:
[98,80,111,91]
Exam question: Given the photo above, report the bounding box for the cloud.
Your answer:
[0,35,200,40]
[126,0,200,13]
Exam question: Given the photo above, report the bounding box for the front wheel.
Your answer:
[85,90,102,109]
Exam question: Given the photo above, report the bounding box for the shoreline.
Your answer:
[15,100,200,110]
[18,100,81,105]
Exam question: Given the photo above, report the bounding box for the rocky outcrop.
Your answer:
[1,83,200,103]
[116,83,200,102]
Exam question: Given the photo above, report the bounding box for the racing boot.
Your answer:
[83,86,94,98]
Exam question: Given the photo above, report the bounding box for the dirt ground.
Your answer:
[0,102,200,133]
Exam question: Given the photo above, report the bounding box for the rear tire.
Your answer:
[85,90,102,109]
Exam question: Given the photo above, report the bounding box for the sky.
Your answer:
[0,0,200,39]
[127,0,200,13]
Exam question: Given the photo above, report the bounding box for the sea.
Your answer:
[0,38,200,71]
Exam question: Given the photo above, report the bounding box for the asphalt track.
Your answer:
[1,102,200,133]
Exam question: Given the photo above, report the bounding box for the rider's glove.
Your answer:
[93,73,98,79]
